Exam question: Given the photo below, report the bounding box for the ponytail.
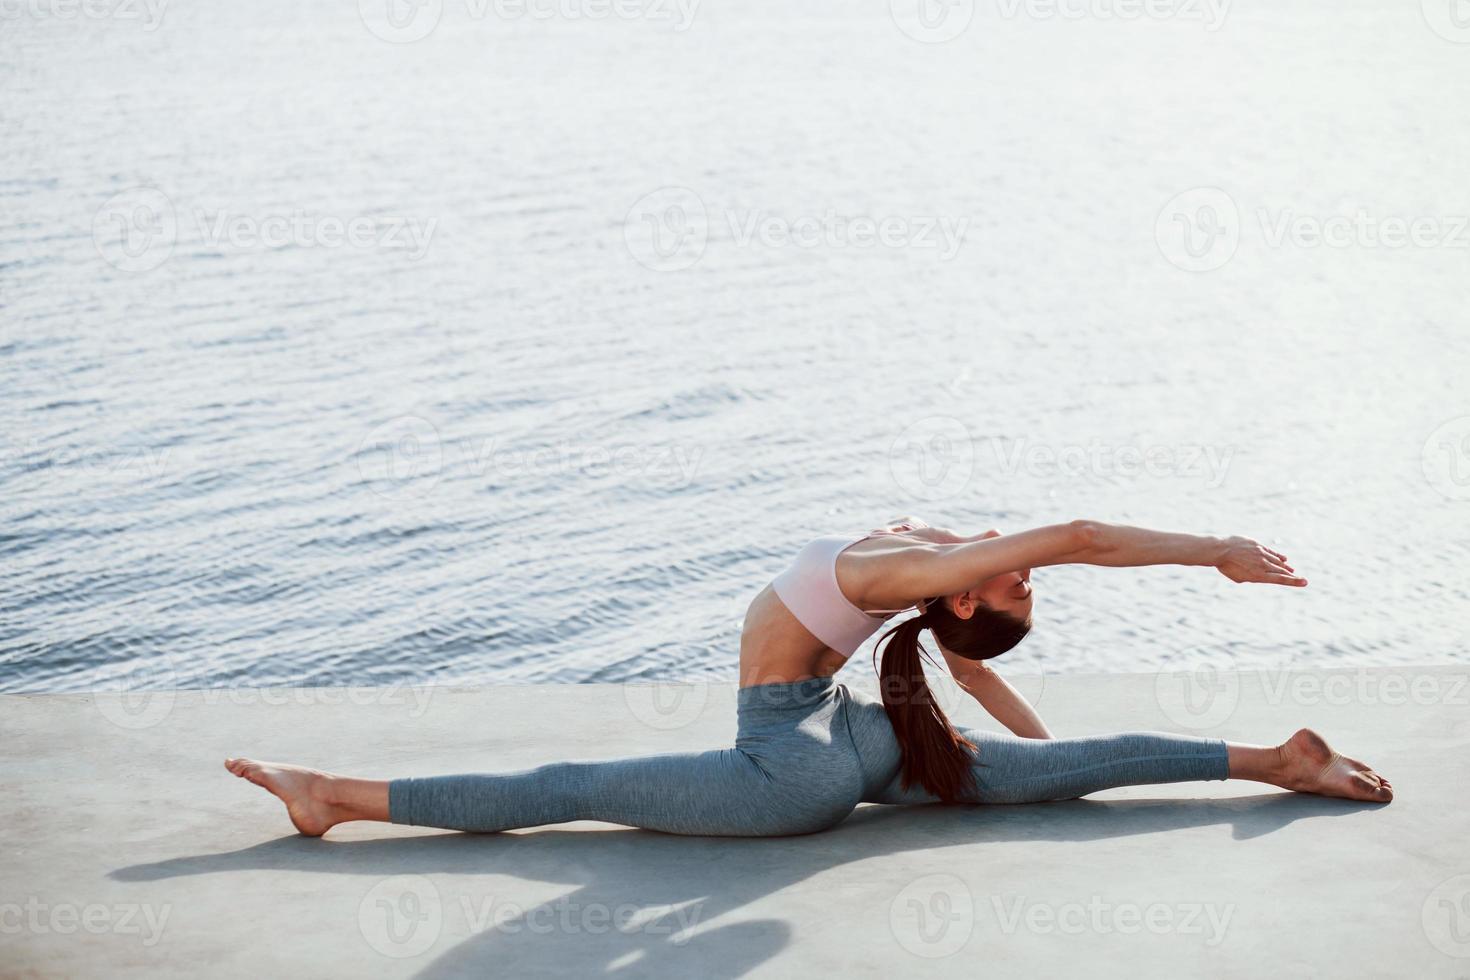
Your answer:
[874,611,979,803]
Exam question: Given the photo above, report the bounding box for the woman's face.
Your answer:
[948,569,1033,622]
[946,528,1034,621]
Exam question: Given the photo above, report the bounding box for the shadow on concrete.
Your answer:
[110,793,1377,977]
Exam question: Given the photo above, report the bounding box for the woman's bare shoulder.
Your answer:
[873,517,977,543]
[839,534,952,607]
[907,526,974,544]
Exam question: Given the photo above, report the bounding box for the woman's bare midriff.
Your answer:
[738,584,848,687]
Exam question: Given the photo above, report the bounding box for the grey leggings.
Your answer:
[389,676,1230,837]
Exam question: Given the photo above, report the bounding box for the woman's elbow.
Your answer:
[1066,519,1101,554]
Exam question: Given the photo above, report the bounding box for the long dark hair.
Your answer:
[873,599,1031,802]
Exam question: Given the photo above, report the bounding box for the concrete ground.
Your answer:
[4,666,1468,978]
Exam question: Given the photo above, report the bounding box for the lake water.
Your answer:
[3,0,1468,693]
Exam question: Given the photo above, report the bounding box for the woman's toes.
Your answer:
[1353,773,1392,802]
[1355,765,1391,793]
[1345,757,1392,787]
[226,759,271,787]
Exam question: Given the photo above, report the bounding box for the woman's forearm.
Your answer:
[960,665,1054,740]
[1068,521,1306,585]
[1070,521,1224,568]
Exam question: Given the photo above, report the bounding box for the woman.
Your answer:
[226,518,1392,837]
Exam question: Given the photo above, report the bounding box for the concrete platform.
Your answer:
[4,666,1468,978]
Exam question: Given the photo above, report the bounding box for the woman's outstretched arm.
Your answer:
[879,520,1307,601]
[939,645,1054,739]
[1064,522,1306,584]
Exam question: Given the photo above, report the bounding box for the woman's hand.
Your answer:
[1214,536,1308,587]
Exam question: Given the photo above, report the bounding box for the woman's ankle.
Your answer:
[318,775,392,823]
[1225,741,1288,784]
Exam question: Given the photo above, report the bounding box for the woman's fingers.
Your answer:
[1253,544,1297,576]
[1259,570,1308,587]
[1264,555,1296,575]
[1264,546,1294,569]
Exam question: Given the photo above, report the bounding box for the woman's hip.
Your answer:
[732,676,896,803]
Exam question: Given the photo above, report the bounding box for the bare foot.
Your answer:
[1275,729,1393,803]
[224,758,344,836]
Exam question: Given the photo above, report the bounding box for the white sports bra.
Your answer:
[770,533,911,657]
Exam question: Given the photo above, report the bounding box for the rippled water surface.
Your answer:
[3,1,1468,692]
